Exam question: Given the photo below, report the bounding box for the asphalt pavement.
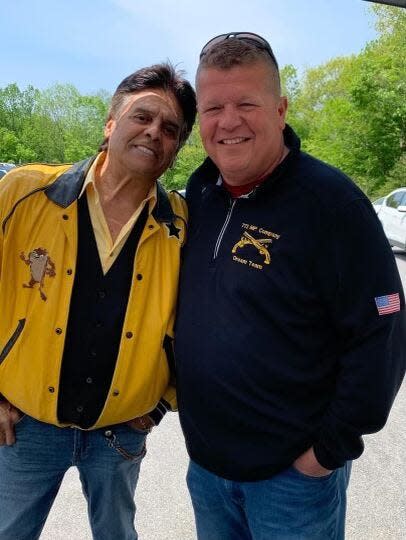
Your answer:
[40,393,406,540]
[41,250,406,540]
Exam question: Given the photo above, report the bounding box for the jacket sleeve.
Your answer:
[313,198,406,469]
[148,391,176,425]
[147,336,177,425]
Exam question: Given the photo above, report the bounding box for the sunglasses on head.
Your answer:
[199,32,278,68]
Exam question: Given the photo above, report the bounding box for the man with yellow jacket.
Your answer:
[0,63,196,540]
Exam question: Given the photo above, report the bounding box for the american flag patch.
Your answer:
[375,293,400,316]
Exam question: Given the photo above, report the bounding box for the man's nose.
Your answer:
[218,106,242,131]
[145,121,161,140]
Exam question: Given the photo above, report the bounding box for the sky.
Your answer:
[0,0,379,95]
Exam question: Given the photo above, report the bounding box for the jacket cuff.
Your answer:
[313,434,364,470]
[148,399,172,426]
[313,443,345,470]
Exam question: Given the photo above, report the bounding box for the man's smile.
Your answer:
[133,144,157,157]
[219,137,250,145]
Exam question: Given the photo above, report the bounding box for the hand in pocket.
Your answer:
[0,400,23,446]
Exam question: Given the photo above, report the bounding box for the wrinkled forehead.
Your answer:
[117,89,183,123]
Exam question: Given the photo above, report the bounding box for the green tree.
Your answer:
[284,5,405,197]
[0,83,109,164]
[162,123,206,190]
[350,5,405,195]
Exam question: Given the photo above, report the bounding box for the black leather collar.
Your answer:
[45,157,95,207]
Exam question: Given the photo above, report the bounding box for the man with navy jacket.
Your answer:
[175,32,406,540]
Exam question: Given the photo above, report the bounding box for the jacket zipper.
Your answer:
[213,199,236,260]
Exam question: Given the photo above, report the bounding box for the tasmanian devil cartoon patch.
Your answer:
[20,248,56,301]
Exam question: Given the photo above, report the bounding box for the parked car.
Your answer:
[0,163,16,179]
[372,196,385,214]
[373,187,406,251]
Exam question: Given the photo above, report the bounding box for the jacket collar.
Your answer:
[45,157,96,207]
[153,182,177,223]
[45,155,176,223]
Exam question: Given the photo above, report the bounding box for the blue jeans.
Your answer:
[187,460,352,540]
[0,414,148,540]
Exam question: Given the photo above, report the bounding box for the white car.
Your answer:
[0,163,16,179]
[373,188,406,251]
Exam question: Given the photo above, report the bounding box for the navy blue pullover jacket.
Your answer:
[175,125,406,482]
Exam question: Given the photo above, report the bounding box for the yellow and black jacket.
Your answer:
[0,156,187,428]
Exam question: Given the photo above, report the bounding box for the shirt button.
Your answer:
[98,291,106,299]
[48,386,55,393]
[62,214,69,220]
[112,390,120,396]
[55,328,63,335]
[76,405,84,413]
[66,269,73,275]
[104,430,113,438]
[86,377,93,384]
[136,274,143,281]
[125,331,133,339]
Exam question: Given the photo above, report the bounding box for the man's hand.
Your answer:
[0,400,23,446]
[126,414,155,432]
[293,447,332,477]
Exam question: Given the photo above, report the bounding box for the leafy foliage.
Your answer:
[161,123,206,190]
[284,5,405,197]
[0,83,109,164]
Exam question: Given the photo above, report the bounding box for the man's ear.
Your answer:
[278,96,288,128]
[104,117,114,138]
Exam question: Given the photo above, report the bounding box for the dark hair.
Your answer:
[197,39,281,95]
[100,62,196,151]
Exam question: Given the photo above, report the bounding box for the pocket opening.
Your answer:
[0,319,26,366]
